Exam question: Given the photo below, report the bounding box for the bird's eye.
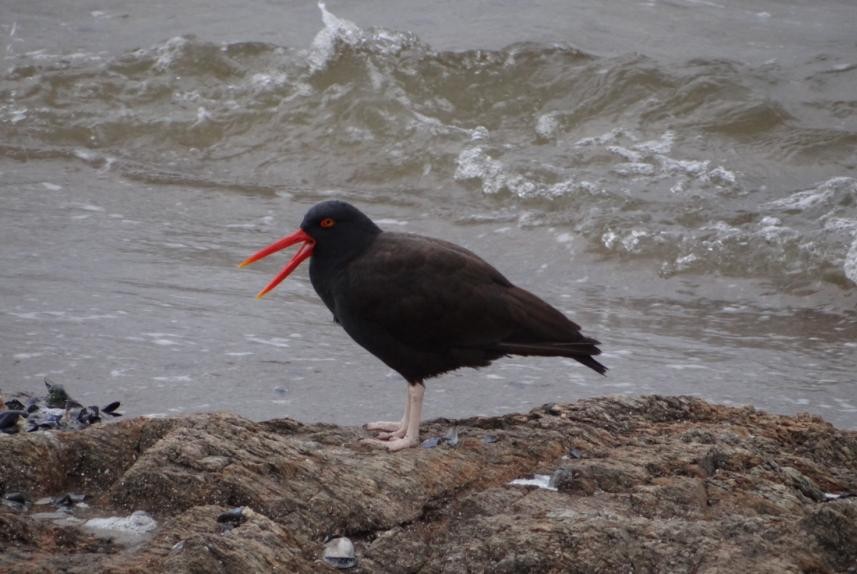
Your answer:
[320,217,336,229]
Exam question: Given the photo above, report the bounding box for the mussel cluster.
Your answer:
[0,378,122,435]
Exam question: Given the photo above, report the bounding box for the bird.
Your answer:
[240,200,605,450]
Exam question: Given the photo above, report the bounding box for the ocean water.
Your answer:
[1,1,856,428]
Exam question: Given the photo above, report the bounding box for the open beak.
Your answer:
[239,229,315,299]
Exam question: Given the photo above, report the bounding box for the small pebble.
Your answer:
[569,448,583,459]
[482,434,499,444]
[444,427,460,447]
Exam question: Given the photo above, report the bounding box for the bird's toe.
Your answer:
[376,428,406,440]
[365,421,402,432]
[361,436,419,451]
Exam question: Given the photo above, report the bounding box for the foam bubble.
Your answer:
[535,112,559,139]
[634,131,674,155]
[153,36,191,72]
[454,146,504,194]
[607,145,643,162]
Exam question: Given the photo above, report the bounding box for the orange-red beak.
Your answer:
[239,229,315,299]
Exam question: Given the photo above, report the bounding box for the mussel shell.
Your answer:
[4,399,26,411]
[323,537,357,569]
[2,492,29,511]
[44,378,72,408]
[0,411,25,429]
[76,406,101,425]
[216,506,247,526]
[420,436,442,449]
[4,492,28,504]
[54,493,87,507]
[102,401,121,415]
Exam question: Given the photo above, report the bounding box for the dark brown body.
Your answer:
[310,231,605,382]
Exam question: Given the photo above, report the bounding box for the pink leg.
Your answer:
[366,383,410,438]
[363,382,424,451]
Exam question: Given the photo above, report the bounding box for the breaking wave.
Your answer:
[1,2,855,292]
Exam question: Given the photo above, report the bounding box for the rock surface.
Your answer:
[1,395,856,573]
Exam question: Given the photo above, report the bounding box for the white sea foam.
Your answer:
[307,3,363,72]
[769,177,856,211]
[659,156,710,176]
[607,145,643,162]
[153,36,190,72]
[574,128,627,147]
[249,72,289,90]
[535,112,560,138]
[602,228,650,252]
[454,146,504,194]
[845,235,857,286]
[634,131,674,155]
[612,162,655,176]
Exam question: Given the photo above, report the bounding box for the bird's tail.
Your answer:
[494,339,607,375]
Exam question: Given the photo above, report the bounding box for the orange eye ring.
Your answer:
[320,217,336,229]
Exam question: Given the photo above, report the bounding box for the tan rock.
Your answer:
[1,395,856,573]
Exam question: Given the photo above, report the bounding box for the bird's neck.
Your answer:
[309,229,382,302]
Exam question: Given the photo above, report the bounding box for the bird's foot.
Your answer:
[365,421,402,432]
[375,428,406,440]
[361,436,420,451]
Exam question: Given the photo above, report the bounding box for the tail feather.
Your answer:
[494,340,607,375]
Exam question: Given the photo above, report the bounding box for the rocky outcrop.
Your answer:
[1,395,856,573]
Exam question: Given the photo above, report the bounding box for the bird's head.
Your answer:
[239,200,381,299]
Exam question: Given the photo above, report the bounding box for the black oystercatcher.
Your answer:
[240,201,605,450]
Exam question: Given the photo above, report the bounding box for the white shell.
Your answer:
[323,536,357,569]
